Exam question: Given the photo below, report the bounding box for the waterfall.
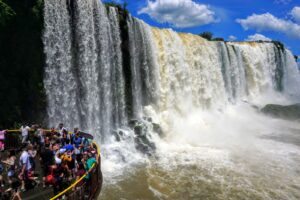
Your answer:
[127,17,159,119]
[43,0,300,142]
[43,0,79,128]
[108,7,127,128]
[44,0,125,141]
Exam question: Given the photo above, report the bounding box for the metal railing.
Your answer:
[50,142,102,200]
[1,129,103,200]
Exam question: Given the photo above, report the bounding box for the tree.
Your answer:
[212,37,224,41]
[198,32,213,41]
[272,40,284,51]
[0,0,16,27]
[0,0,45,128]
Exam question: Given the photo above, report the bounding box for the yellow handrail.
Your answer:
[50,142,101,200]
[5,129,76,134]
[3,129,101,200]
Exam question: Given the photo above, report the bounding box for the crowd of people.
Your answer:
[0,123,98,200]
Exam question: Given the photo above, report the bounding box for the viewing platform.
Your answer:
[0,129,102,200]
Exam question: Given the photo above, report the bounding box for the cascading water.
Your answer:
[107,7,127,128]
[43,0,300,199]
[44,0,128,141]
[43,0,79,128]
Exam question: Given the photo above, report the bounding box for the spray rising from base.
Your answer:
[101,104,300,200]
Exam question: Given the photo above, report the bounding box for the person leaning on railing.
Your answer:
[20,125,30,144]
[0,130,6,151]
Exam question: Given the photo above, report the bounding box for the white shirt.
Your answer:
[19,151,32,171]
[58,127,67,138]
[38,128,45,143]
[21,126,30,137]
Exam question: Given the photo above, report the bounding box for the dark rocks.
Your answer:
[261,103,300,120]
[114,118,164,155]
[152,123,163,137]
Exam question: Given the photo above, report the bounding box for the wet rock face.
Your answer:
[152,123,163,137]
[261,104,300,120]
[112,118,164,155]
[131,119,156,156]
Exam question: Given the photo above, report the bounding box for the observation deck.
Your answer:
[0,129,102,200]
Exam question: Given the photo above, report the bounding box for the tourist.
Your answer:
[71,127,79,144]
[37,126,45,152]
[18,144,32,191]
[61,149,72,172]
[40,143,54,188]
[73,133,82,163]
[1,124,98,199]
[57,123,67,142]
[0,159,4,187]
[32,124,41,146]
[2,150,17,185]
[84,152,96,181]
[75,162,85,188]
[62,129,70,145]
[0,130,6,151]
[20,124,30,144]
[28,144,37,174]
[52,152,66,195]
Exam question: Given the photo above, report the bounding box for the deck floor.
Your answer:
[1,150,58,200]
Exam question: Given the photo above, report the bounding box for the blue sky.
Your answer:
[104,0,300,58]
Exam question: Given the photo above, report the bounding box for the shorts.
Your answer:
[43,166,50,177]
[21,169,33,180]
[22,135,28,143]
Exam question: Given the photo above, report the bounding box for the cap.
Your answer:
[59,148,66,154]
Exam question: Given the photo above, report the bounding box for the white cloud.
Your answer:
[228,35,237,41]
[138,0,217,28]
[236,13,300,39]
[245,33,272,41]
[291,6,300,23]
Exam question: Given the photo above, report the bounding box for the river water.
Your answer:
[100,105,300,200]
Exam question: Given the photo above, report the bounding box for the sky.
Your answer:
[104,0,300,59]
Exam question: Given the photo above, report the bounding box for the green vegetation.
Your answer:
[104,0,129,16]
[198,31,213,41]
[198,31,225,41]
[212,37,225,41]
[0,0,16,27]
[0,0,45,128]
[271,40,285,51]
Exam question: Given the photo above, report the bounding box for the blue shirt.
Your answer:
[73,137,82,148]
